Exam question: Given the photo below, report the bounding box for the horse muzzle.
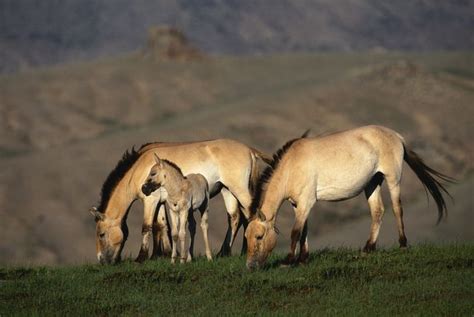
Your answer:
[141,182,158,196]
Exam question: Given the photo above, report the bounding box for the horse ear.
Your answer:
[258,210,267,222]
[89,206,104,221]
[153,153,161,164]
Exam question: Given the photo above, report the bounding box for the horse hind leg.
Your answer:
[363,173,385,253]
[386,177,408,249]
[217,188,240,257]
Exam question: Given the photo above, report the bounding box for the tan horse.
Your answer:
[142,154,212,263]
[90,139,271,264]
[245,125,454,270]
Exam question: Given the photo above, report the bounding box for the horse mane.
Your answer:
[250,130,310,215]
[97,146,143,213]
[162,159,184,177]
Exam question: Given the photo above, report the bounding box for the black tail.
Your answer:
[403,146,455,224]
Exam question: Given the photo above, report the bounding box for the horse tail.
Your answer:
[248,148,271,195]
[403,145,455,224]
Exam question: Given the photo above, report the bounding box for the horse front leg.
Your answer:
[297,221,309,264]
[136,197,159,263]
[283,198,314,266]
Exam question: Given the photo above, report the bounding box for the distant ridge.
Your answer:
[1,0,473,73]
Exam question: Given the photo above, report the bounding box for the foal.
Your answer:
[142,154,212,263]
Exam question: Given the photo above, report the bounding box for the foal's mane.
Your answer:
[98,145,149,213]
[250,130,310,214]
[161,159,184,177]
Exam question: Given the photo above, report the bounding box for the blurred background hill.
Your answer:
[0,1,472,265]
[1,0,473,72]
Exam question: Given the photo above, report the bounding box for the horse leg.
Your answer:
[297,220,309,264]
[200,204,213,261]
[239,215,249,256]
[156,204,172,257]
[224,186,253,255]
[284,198,315,265]
[386,177,408,249]
[170,210,179,264]
[363,174,385,253]
[179,210,188,264]
[187,211,197,262]
[136,197,158,263]
[217,188,240,257]
[151,203,163,259]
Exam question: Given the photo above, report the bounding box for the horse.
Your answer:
[89,139,271,264]
[245,125,454,270]
[142,154,212,263]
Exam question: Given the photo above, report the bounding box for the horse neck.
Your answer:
[104,175,137,222]
[162,163,186,199]
[260,165,289,225]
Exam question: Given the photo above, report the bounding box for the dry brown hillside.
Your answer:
[0,52,472,265]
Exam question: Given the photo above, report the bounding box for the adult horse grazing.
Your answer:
[245,125,454,270]
[90,139,271,265]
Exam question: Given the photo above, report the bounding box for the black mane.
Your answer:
[250,130,310,215]
[97,147,142,213]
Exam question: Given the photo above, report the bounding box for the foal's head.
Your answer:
[245,211,278,270]
[141,154,170,196]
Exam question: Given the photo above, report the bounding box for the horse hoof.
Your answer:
[362,242,376,254]
[135,253,148,263]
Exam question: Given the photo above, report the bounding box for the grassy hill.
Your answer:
[1,245,473,315]
[0,51,472,265]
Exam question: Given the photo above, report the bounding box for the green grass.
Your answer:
[1,245,473,316]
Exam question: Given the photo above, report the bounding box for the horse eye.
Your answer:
[150,172,156,177]
[174,203,178,207]
[256,233,264,240]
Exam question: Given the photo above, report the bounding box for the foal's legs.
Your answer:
[363,174,385,253]
[200,204,213,261]
[218,188,240,256]
[386,177,408,248]
[170,210,179,264]
[136,197,159,263]
[179,210,189,264]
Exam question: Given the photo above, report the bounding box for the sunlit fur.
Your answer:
[246,125,454,269]
[91,139,271,264]
[143,155,211,263]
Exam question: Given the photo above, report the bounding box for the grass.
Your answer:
[1,245,473,316]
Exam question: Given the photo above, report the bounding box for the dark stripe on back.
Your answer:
[97,146,142,213]
[250,130,310,214]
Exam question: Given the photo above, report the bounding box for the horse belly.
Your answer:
[315,165,376,201]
